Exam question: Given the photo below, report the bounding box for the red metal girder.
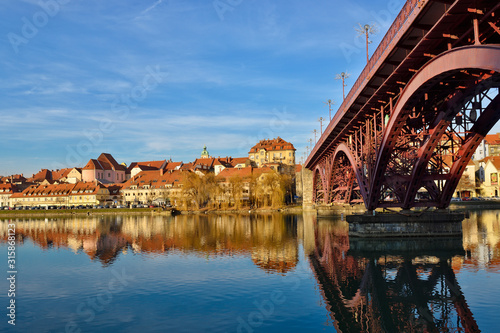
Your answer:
[439,93,500,207]
[306,0,426,169]
[402,84,481,208]
[332,143,370,207]
[368,45,500,210]
[307,0,500,173]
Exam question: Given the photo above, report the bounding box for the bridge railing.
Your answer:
[324,0,421,146]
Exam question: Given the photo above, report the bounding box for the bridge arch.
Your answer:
[313,143,367,205]
[368,45,500,210]
[331,143,368,204]
[313,166,326,204]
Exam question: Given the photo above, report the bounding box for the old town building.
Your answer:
[248,137,296,168]
[121,170,187,206]
[10,183,110,208]
[82,153,127,183]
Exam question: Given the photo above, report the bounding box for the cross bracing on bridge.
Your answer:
[306,0,500,210]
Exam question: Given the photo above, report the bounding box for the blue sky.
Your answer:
[1,0,407,177]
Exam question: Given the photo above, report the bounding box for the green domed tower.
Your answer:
[201,145,209,159]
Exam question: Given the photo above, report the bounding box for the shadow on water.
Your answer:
[303,211,500,333]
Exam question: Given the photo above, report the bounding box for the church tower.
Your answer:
[201,145,209,159]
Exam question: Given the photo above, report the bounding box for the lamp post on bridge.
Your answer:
[356,23,378,63]
[335,72,350,101]
[324,99,334,121]
[318,117,324,135]
[312,130,317,144]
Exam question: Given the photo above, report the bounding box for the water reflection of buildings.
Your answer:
[0,214,299,273]
[303,212,500,332]
[461,210,500,272]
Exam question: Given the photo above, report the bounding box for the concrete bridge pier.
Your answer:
[346,209,464,238]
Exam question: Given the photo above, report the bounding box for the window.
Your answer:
[108,172,111,177]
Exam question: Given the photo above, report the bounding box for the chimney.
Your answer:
[160,168,164,176]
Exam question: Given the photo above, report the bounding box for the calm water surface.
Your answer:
[0,211,499,332]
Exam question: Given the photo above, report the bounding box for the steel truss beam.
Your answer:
[314,45,500,209]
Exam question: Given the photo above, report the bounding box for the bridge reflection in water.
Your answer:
[1,212,499,331]
[308,211,500,332]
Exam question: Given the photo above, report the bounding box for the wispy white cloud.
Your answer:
[141,0,164,16]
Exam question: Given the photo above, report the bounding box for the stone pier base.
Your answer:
[347,211,464,237]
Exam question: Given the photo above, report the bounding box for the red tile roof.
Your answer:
[123,170,188,189]
[488,156,500,171]
[0,183,16,193]
[1,175,27,184]
[83,153,126,172]
[217,166,273,181]
[217,167,253,180]
[484,134,500,144]
[248,137,295,153]
[52,168,73,181]
[99,153,126,171]
[28,169,52,183]
[164,162,183,171]
[83,159,104,170]
[128,160,166,172]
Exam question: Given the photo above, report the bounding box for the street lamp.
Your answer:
[355,23,378,63]
[318,117,324,135]
[312,129,317,144]
[324,99,334,121]
[335,72,350,101]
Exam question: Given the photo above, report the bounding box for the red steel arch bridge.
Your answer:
[305,0,500,210]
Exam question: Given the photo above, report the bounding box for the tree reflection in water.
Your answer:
[0,214,299,273]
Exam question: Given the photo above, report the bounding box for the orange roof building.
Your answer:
[82,153,127,184]
[127,160,167,179]
[248,137,296,167]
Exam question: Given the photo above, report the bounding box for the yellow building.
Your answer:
[248,137,296,168]
[10,183,110,208]
[482,156,500,197]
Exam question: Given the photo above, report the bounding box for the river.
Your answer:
[0,211,499,332]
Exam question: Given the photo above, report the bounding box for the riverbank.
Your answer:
[1,201,499,219]
[0,207,172,218]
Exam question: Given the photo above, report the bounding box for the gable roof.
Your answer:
[82,153,126,172]
[484,133,500,145]
[217,167,253,180]
[83,159,104,170]
[128,160,166,172]
[164,162,183,171]
[52,168,73,181]
[0,183,17,193]
[28,169,52,183]
[123,170,188,189]
[248,137,296,153]
[98,153,127,172]
[487,156,500,171]
[216,166,273,181]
